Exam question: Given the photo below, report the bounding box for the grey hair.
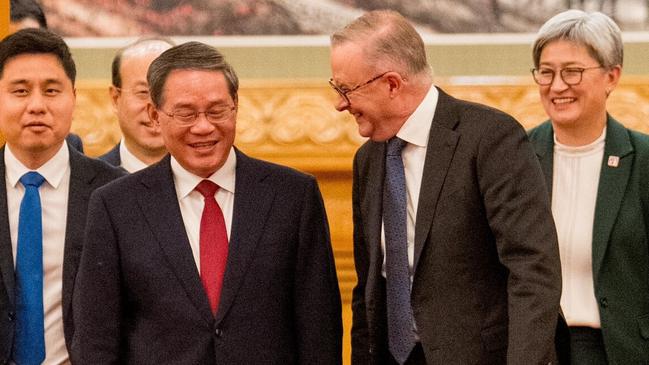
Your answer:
[532,10,623,69]
[330,10,430,77]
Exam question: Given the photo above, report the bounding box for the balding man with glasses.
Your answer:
[72,41,342,364]
[330,10,563,364]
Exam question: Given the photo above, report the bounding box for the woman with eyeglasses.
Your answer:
[528,10,649,365]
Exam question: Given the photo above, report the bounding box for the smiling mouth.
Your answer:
[189,141,217,149]
[552,97,576,105]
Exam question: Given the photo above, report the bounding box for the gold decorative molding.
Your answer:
[2,76,647,305]
[72,76,649,165]
[67,76,649,305]
[2,76,646,363]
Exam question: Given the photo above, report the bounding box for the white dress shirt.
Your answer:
[172,148,236,270]
[5,142,71,365]
[552,128,606,328]
[119,138,149,173]
[381,85,439,280]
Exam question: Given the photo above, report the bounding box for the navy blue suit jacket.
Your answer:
[98,143,120,167]
[72,150,342,364]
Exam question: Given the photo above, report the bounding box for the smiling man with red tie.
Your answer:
[71,41,342,364]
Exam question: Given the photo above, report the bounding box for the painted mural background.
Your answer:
[42,0,649,37]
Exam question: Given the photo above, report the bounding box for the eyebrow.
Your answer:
[8,78,66,86]
[538,62,584,67]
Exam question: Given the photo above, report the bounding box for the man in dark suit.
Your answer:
[330,10,562,364]
[99,36,174,172]
[0,29,124,364]
[72,41,342,364]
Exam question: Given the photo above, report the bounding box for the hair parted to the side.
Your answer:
[533,10,623,69]
[0,28,76,84]
[111,36,176,88]
[147,41,239,108]
[330,10,430,77]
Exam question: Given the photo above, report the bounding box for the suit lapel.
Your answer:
[529,122,555,199]
[592,118,633,281]
[215,150,275,324]
[413,89,460,272]
[0,149,15,308]
[137,156,214,325]
[61,148,98,325]
[361,142,387,296]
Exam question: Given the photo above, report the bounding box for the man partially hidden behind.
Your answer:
[330,10,563,364]
[0,28,124,365]
[72,42,342,364]
[100,36,175,172]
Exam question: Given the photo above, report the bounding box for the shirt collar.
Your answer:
[5,141,70,189]
[396,85,438,147]
[170,147,237,199]
[119,138,149,173]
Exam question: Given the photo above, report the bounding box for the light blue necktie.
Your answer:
[13,171,46,365]
[384,137,417,365]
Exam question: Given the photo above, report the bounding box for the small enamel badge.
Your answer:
[607,155,620,167]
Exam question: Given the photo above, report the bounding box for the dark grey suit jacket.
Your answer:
[98,143,120,167]
[351,88,562,364]
[72,150,342,364]
[0,145,125,364]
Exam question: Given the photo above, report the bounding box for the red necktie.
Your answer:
[195,180,228,315]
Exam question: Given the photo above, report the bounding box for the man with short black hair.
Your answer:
[73,41,342,364]
[0,28,124,365]
[8,0,85,154]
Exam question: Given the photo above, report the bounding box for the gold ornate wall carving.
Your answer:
[1,76,644,362]
[68,76,649,306]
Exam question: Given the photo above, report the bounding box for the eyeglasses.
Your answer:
[531,66,603,86]
[329,71,391,105]
[159,106,236,126]
[115,87,150,101]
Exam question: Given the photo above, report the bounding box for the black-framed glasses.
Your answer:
[159,106,236,126]
[531,66,603,86]
[329,71,391,105]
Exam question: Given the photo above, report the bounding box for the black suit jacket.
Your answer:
[98,143,120,167]
[351,88,562,364]
[0,145,125,364]
[72,150,342,364]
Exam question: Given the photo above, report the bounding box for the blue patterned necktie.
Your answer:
[13,171,46,365]
[383,137,417,364]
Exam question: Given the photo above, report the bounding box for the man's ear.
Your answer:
[147,103,160,127]
[385,72,404,97]
[109,85,120,112]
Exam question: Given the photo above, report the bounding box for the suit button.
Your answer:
[600,297,608,308]
[214,328,223,337]
[7,312,15,321]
